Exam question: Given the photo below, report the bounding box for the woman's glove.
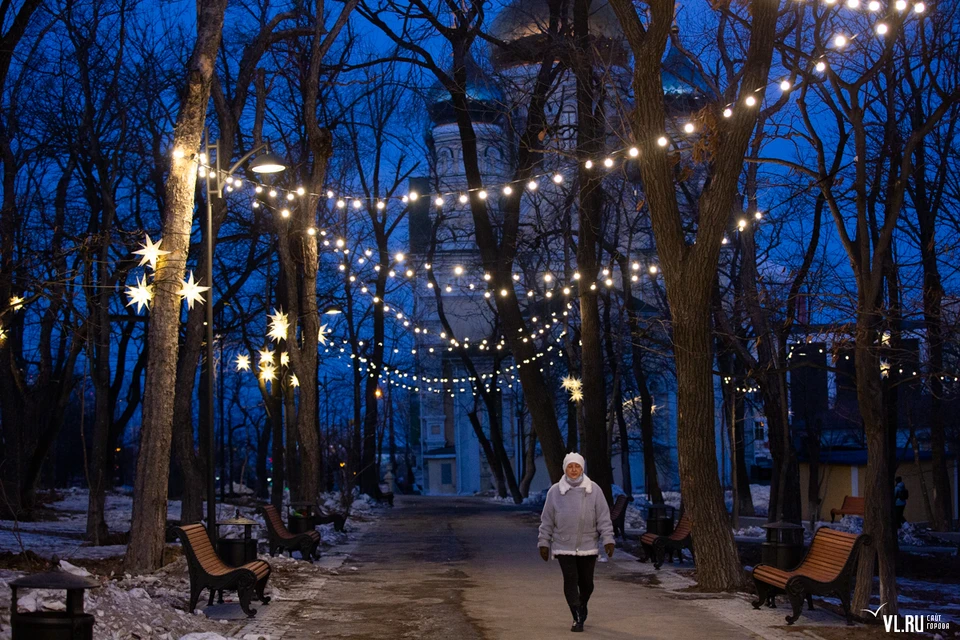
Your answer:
[604,543,615,558]
[539,546,550,562]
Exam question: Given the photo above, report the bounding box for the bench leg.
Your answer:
[188,583,203,614]
[785,587,804,625]
[238,582,257,617]
[256,575,271,605]
[751,578,769,610]
[807,594,814,611]
[208,589,215,607]
[837,586,853,625]
[653,540,666,570]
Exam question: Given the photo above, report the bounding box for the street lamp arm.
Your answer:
[226,142,271,176]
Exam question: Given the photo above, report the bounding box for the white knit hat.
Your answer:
[563,452,586,474]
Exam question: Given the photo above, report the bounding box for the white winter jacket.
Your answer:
[538,474,615,556]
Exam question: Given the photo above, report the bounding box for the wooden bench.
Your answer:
[174,524,271,617]
[610,495,629,539]
[830,496,865,522]
[639,513,693,569]
[262,504,321,560]
[751,527,871,625]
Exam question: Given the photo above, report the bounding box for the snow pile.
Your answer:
[230,482,254,496]
[749,485,770,516]
[623,505,646,530]
[733,526,766,538]
[522,490,547,506]
[899,522,928,546]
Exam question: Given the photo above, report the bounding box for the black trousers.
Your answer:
[556,555,597,608]
[894,504,906,529]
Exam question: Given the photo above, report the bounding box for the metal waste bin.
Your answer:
[9,571,98,640]
[761,521,805,570]
[216,510,260,567]
[646,503,676,536]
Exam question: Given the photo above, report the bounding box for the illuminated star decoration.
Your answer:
[318,323,331,346]
[259,363,277,382]
[236,354,251,371]
[880,359,891,379]
[133,234,170,270]
[125,274,153,313]
[267,308,289,343]
[9,296,23,310]
[289,374,300,387]
[280,351,290,367]
[561,376,583,403]
[0,327,6,343]
[258,348,275,367]
[178,271,209,310]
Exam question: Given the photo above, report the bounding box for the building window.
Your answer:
[431,423,441,435]
[754,421,766,442]
[441,463,452,485]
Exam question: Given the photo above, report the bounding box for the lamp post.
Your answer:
[202,130,286,543]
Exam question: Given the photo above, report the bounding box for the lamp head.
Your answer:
[249,151,286,174]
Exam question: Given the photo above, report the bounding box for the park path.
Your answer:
[225,495,763,639]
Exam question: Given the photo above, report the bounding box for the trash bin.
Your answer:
[646,503,676,536]
[216,510,260,567]
[761,521,805,570]
[9,571,99,640]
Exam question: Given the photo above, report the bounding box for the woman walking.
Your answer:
[538,452,615,632]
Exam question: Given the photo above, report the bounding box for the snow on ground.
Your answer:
[0,487,384,640]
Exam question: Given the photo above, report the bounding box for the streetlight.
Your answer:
[202,130,287,544]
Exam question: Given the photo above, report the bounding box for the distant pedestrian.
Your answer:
[538,452,615,633]
[894,476,908,529]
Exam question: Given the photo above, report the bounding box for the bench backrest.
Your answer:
[177,523,229,575]
[262,504,291,537]
[799,527,862,581]
[840,496,865,513]
[610,495,628,518]
[670,513,692,540]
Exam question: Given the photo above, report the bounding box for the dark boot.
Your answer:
[569,605,583,632]
[579,603,588,627]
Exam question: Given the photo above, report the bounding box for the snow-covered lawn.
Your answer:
[0,488,384,640]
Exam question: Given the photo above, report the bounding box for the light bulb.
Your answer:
[296,187,305,195]
[376,200,385,210]
[895,0,907,9]
[408,191,419,201]
[868,0,880,9]
[478,190,488,199]
[435,196,444,206]
[584,160,593,169]
[628,147,639,157]
[603,158,614,168]
[395,252,405,262]
[281,209,290,218]
[326,190,334,198]
[500,289,508,297]
[255,185,263,194]
[816,61,827,72]
[459,193,468,204]
[649,265,658,274]
[723,108,733,118]
[755,211,763,220]
[914,2,925,11]
[172,148,184,159]
[657,136,668,147]
[307,227,316,236]
[846,0,859,7]
[352,200,362,209]
[552,174,563,184]
[269,189,277,198]
[834,34,847,48]
[336,199,345,208]
[780,80,791,91]
[683,123,695,133]
[745,95,757,106]
[503,185,513,195]
[454,266,464,275]
[527,180,538,190]
[876,23,888,34]
[286,192,294,201]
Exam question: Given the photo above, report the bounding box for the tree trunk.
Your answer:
[852,318,899,613]
[519,425,538,497]
[673,301,744,590]
[270,379,285,511]
[468,409,506,498]
[125,0,228,574]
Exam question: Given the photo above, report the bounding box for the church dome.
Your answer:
[488,0,627,68]
[427,55,505,125]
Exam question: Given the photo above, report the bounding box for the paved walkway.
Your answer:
[219,496,775,639]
